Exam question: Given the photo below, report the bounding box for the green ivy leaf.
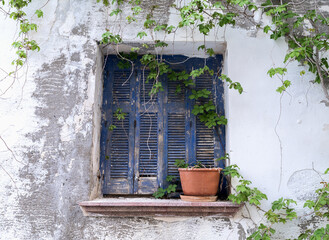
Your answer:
[174,159,188,168]
[264,25,271,33]
[35,10,43,18]
[153,188,166,198]
[166,184,177,194]
[166,175,175,182]
[110,8,122,16]
[108,125,117,131]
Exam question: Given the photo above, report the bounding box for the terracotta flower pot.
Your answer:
[178,168,222,196]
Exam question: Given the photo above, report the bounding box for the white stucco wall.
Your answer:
[0,0,328,239]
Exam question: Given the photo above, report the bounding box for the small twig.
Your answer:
[0,135,26,166]
[315,48,329,102]
[0,6,10,16]
[17,54,29,107]
[275,93,284,192]
[39,0,51,10]
[115,44,135,86]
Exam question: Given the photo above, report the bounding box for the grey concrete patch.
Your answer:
[71,24,88,36]
[287,169,323,200]
[71,52,81,62]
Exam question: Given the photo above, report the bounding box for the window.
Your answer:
[100,55,225,195]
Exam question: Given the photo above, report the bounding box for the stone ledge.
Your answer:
[79,198,242,217]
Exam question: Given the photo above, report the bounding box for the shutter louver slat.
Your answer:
[168,80,185,102]
[196,74,213,93]
[113,71,131,102]
[139,113,158,177]
[110,114,130,178]
[196,119,214,167]
[168,113,185,177]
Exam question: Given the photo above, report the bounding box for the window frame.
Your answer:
[99,55,226,196]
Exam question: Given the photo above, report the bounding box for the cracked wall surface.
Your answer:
[0,0,329,239]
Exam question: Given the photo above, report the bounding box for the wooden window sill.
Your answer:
[79,198,242,217]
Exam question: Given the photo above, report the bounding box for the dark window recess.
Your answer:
[100,55,226,196]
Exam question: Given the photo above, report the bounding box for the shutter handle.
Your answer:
[134,120,136,128]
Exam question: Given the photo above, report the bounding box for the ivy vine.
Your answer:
[1,1,42,73]
[223,165,329,240]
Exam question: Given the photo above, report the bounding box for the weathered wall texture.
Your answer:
[0,0,329,239]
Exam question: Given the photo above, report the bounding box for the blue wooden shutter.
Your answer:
[193,57,225,167]
[101,57,135,194]
[134,69,163,194]
[166,73,187,178]
[163,56,225,176]
[195,73,215,167]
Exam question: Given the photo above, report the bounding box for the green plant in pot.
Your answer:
[175,160,222,202]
